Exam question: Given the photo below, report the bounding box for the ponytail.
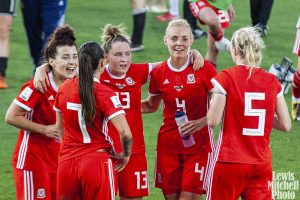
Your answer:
[78,42,105,126]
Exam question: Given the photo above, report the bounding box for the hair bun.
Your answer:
[54,25,76,43]
[101,24,127,43]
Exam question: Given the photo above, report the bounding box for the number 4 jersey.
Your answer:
[211,65,283,164]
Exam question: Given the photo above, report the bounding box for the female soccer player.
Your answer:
[54,41,132,199]
[206,27,291,200]
[5,25,78,200]
[142,19,217,200]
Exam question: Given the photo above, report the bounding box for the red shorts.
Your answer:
[195,0,230,29]
[293,28,300,56]
[114,153,149,198]
[13,168,56,200]
[154,151,210,195]
[206,162,273,200]
[57,152,115,200]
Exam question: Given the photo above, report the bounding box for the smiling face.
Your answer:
[106,41,132,77]
[164,25,193,61]
[50,45,78,80]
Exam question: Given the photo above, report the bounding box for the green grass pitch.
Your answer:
[0,0,299,199]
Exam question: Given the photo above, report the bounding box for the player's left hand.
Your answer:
[111,153,130,172]
[180,117,207,136]
[190,49,204,71]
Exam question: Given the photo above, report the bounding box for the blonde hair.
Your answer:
[231,26,265,66]
[165,19,193,39]
[101,24,131,53]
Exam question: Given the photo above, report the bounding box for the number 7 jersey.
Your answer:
[211,65,283,164]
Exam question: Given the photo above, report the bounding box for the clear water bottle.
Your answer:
[175,110,195,147]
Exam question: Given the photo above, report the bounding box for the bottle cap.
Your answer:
[175,110,185,118]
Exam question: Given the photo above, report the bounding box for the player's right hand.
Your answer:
[34,63,51,93]
[189,2,200,18]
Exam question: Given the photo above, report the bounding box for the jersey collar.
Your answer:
[167,55,190,72]
[48,71,59,92]
[105,64,126,79]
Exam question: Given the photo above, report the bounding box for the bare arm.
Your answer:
[5,103,59,139]
[110,113,132,172]
[33,63,51,93]
[207,89,226,128]
[273,95,291,132]
[141,95,162,113]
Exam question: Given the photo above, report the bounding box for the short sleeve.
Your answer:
[275,79,284,98]
[211,70,229,95]
[96,85,125,120]
[14,81,42,111]
[203,62,218,91]
[148,68,161,96]
[131,63,151,85]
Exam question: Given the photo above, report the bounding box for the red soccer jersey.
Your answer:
[12,72,60,173]
[100,63,152,154]
[54,77,125,164]
[149,58,217,154]
[212,65,283,164]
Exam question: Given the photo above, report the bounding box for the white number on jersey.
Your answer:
[218,10,229,24]
[67,102,91,143]
[134,171,148,189]
[116,92,130,109]
[195,163,204,181]
[243,92,266,136]
[175,98,186,114]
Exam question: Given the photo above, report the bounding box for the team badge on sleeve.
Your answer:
[19,86,33,101]
[110,96,122,108]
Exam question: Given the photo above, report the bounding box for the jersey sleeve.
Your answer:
[211,70,229,95]
[97,86,125,120]
[276,79,284,98]
[203,62,218,91]
[132,63,152,84]
[14,81,42,111]
[148,68,161,96]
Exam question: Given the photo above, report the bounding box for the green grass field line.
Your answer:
[0,0,299,199]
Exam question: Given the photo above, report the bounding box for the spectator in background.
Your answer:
[156,0,180,22]
[250,0,273,37]
[147,0,168,13]
[292,16,300,121]
[130,0,147,52]
[21,0,67,73]
[183,0,207,40]
[0,0,16,89]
